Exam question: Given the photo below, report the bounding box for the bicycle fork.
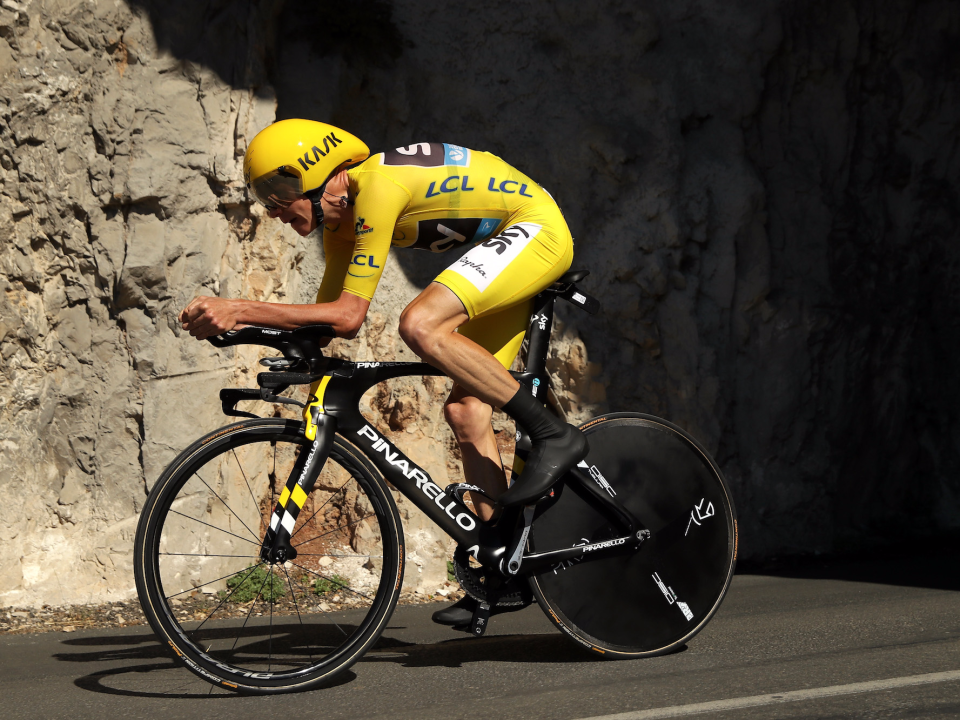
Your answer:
[260,414,337,564]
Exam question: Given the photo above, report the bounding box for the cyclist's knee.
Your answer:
[444,394,493,444]
[398,304,437,360]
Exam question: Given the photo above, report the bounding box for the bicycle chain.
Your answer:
[452,546,532,607]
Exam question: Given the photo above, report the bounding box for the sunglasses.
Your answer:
[249,166,305,211]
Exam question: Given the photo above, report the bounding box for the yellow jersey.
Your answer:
[316,143,558,303]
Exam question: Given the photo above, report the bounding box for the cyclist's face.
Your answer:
[267,197,316,236]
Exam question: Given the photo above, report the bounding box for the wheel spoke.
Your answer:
[192,471,261,544]
[186,562,266,637]
[281,564,315,664]
[289,566,349,639]
[232,447,267,538]
[229,567,273,656]
[168,509,260,547]
[163,563,263,601]
[293,513,371,549]
[289,481,349,540]
[288,561,374,602]
[267,577,274,672]
[160,552,258,559]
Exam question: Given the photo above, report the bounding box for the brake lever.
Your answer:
[219,388,262,418]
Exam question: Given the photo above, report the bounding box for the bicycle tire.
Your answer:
[134,418,404,694]
[528,412,737,657]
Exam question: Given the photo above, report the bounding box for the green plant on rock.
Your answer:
[219,565,286,603]
[313,574,347,596]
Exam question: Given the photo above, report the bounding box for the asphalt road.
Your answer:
[2,553,959,720]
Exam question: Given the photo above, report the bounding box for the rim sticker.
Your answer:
[685,497,715,536]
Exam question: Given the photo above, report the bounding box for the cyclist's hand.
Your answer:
[179,296,243,340]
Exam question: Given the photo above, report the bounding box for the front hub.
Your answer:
[260,531,298,564]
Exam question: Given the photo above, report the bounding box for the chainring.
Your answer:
[453,546,532,607]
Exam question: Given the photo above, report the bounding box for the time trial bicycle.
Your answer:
[133,269,737,694]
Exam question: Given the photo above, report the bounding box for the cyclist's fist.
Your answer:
[179,296,243,339]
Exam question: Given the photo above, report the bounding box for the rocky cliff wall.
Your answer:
[0,0,957,607]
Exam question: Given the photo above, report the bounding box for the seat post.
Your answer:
[523,291,556,377]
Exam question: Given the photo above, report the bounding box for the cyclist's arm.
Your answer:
[181,173,409,340]
[338,170,411,302]
[316,232,353,303]
[179,291,370,340]
[181,232,372,339]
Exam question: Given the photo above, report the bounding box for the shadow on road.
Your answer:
[365,630,611,669]
[53,624,610,697]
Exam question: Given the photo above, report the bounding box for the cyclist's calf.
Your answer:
[444,391,494,445]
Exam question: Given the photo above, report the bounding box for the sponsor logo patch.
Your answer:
[446,222,541,292]
[407,216,501,252]
[381,143,472,167]
[355,217,374,236]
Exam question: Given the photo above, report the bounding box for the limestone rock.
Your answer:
[1,0,958,608]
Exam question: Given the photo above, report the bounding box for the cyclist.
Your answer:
[179,119,587,626]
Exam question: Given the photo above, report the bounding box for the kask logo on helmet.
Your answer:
[297,132,344,172]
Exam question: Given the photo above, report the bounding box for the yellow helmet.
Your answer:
[243,119,370,209]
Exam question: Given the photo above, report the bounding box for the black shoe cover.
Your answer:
[432,596,477,626]
[432,595,531,627]
[498,424,588,507]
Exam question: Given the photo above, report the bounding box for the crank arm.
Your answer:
[517,530,650,575]
[503,505,536,575]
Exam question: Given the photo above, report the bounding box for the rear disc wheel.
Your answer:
[528,413,737,657]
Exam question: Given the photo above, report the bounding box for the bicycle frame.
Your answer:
[251,285,646,576]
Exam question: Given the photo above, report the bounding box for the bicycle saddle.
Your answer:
[557,269,589,284]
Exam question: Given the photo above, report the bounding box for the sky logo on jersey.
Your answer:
[382,143,471,167]
[444,144,470,166]
[449,222,542,292]
[473,218,500,241]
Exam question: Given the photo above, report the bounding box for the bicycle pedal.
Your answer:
[443,482,495,505]
[470,600,491,637]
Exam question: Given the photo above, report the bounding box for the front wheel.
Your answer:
[528,412,737,657]
[134,419,404,693]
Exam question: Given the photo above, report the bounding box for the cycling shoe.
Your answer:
[432,596,476,626]
[498,424,588,507]
[432,595,528,627]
